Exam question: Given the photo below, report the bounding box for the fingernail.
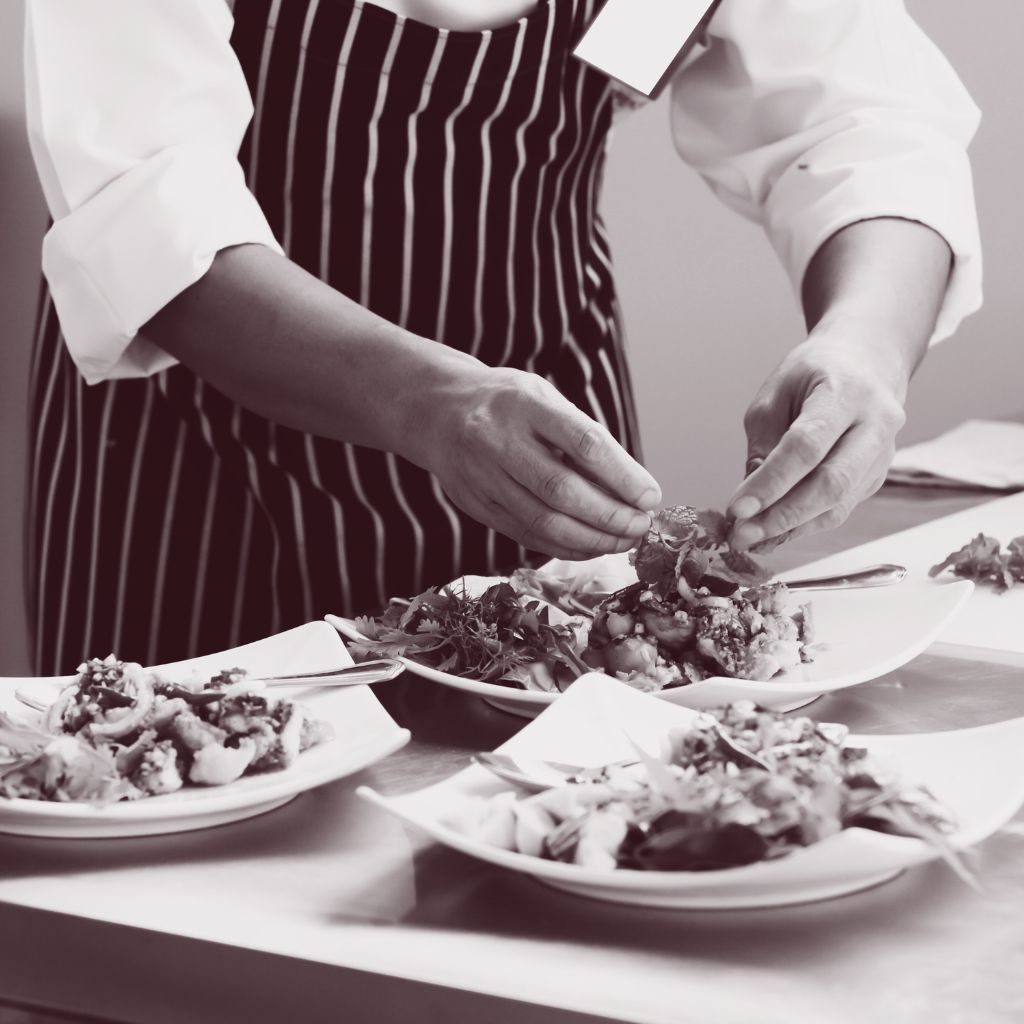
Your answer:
[731,522,765,549]
[637,488,661,511]
[730,496,761,520]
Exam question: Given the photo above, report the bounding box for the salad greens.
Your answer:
[586,506,812,689]
[351,581,589,689]
[930,533,1024,591]
[457,701,973,883]
[0,710,130,804]
[632,506,771,599]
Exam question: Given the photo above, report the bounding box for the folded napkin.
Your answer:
[887,419,1024,491]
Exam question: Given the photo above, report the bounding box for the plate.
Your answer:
[326,557,974,715]
[359,673,1024,908]
[0,622,410,838]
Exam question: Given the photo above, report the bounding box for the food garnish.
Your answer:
[583,507,813,690]
[350,582,589,691]
[453,701,972,882]
[0,655,334,804]
[929,533,1024,591]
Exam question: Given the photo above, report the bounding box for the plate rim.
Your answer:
[356,708,1024,903]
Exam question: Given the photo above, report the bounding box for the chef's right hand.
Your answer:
[419,367,661,560]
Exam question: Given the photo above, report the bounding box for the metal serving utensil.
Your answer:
[780,563,907,593]
[13,658,406,713]
[567,564,907,614]
[471,751,639,793]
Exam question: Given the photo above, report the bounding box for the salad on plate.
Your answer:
[448,700,968,879]
[0,655,334,804]
[349,507,815,695]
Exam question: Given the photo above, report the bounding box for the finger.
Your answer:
[731,385,792,513]
[731,424,887,548]
[476,474,640,560]
[501,427,654,540]
[727,385,849,525]
[748,470,888,553]
[444,464,640,560]
[532,396,661,510]
[753,509,846,551]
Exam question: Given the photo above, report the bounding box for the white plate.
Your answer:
[359,673,1024,909]
[326,558,974,715]
[0,622,410,838]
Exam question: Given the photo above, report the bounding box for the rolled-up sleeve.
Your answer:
[24,0,284,384]
[669,0,982,343]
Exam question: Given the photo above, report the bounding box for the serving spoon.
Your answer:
[779,563,906,592]
[13,658,405,713]
[471,752,643,792]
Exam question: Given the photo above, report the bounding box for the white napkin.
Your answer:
[887,419,1024,490]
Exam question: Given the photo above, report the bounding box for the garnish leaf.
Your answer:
[349,580,587,688]
[930,533,1024,592]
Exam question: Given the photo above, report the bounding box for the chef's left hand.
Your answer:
[725,323,910,550]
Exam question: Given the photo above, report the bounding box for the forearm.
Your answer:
[800,217,953,397]
[142,242,659,559]
[141,243,479,468]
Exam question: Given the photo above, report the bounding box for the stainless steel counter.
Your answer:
[2,486,1022,1024]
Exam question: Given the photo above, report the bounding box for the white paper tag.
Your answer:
[573,0,720,98]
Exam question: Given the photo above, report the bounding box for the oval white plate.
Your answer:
[327,565,973,715]
[0,622,410,838]
[359,674,1024,909]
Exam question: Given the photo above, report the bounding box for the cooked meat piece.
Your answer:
[169,710,229,752]
[130,740,184,795]
[189,738,256,786]
[214,692,274,736]
[250,703,305,772]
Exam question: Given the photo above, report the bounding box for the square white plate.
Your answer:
[0,622,410,838]
[359,674,1024,909]
[327,555,973,715]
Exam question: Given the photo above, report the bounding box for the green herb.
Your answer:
[631,505,771,599]
[351,581,588,688]
[929,533,1024,591]
[0,711,129,804]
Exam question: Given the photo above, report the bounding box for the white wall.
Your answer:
[0,1,1020,673]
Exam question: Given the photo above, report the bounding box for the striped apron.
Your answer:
[26,0,642,675]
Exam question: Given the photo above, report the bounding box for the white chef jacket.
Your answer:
[24,0,982,386]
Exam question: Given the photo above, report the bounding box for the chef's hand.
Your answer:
[421,367,661,560]
[725,326,908,551]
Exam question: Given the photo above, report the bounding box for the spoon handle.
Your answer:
[252,659,405,686]
[471,752,639,792]
[13,659,406,713]
[782,563,907,592]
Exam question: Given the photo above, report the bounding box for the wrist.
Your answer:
[391,341,490,471]
[805,309,921,401]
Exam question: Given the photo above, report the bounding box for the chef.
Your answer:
[23,0,980,673]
